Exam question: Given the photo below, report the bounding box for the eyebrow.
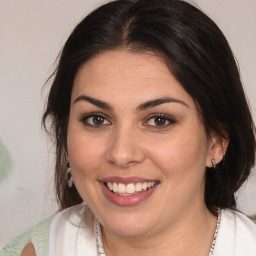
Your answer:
[136,97,189,111]
[73,95,113,111]
[73,95,189,111]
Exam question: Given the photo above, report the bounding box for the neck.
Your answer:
[101,205,217,256]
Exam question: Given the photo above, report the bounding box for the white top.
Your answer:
[48,203,256,256]
[1,203,256,256]
[214,209,256,255]
[48,204,97,256]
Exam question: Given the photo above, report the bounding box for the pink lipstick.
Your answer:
[99,176,159,206]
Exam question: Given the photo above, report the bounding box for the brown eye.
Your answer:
[93,116,105,125]
[82,114,111,127]
[154,117,168,126]
[146,114,176,128]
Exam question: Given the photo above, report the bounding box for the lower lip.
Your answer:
[100,182,159,206]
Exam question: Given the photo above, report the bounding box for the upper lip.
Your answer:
[99,176,159,185]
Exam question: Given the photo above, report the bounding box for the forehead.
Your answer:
[71,49,194,107]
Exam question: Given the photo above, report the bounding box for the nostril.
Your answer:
[107,158,139,168]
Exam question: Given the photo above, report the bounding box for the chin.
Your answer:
[100,211,157,237]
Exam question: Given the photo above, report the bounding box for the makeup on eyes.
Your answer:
[79,111,177,130]
[79,112,111,127]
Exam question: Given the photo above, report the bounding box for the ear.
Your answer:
[206,133,229,168]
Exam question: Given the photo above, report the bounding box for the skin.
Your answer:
[20,243,36,256]
[67,49,227,256]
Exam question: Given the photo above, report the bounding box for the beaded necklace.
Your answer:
[95,210,221,256]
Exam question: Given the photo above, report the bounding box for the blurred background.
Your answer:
[0,0,255,248]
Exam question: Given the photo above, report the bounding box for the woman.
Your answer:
[1,0,256,255]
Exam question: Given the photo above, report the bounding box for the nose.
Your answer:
[106,126,146,168]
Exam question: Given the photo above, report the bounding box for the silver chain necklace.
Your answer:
[95,210,221,256]
[209,209,221,256]
[95,219,105,256]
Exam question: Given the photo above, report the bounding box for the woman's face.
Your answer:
[67,49,217,237]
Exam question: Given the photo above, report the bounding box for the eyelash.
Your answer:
[80,113,176,129]
[143,114,176,129]
[80,112,111,128]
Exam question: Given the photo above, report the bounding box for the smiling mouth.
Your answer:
[104,181,158,196]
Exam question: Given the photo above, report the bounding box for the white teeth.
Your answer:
[107,182,113,190]
[126,183,135,194]
[118,183,126,193]
[142,182,148,190]
[106,181,156,195]
[135,183,142,192]
[113,183,118,193]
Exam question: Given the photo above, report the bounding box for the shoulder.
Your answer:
[49,202,94,236]
[48,203,97,256]
[214,209,256,255]
[0,203,96,256]
[223,209,256,238]
[0,215,54,256]
[231,209,256,234]
[20,243,36,256]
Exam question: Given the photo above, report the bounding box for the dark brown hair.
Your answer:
[42,0,256,213]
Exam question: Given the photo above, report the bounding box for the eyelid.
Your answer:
[79,112,175,129]
[143,113,176,128]
[80,112,112,127]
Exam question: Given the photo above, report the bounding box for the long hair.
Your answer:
[42,0,255,213]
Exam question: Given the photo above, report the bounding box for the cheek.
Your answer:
[67,129,106,203]
[147,128,209,180]
[67,126,105,178]
[146,129,209,210]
